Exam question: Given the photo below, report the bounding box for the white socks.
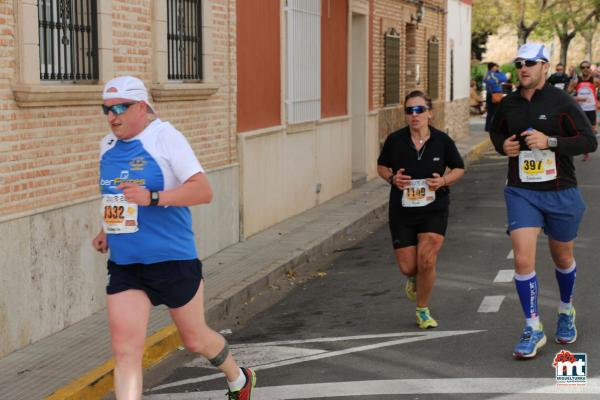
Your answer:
[227,368,247,392]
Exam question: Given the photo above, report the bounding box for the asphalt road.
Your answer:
[141,150,600,400]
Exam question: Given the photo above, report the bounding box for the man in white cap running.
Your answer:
[93,76,256,399]
[489,44,597,359]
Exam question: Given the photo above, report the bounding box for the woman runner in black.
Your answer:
[377,91,465,329]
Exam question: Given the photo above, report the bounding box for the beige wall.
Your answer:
[444,98,470,141]
[366,112,380,180]
[0,200,106,357]
[239,117,352,237]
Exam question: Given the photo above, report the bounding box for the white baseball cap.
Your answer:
[514,43,549,62]
[102,76,154,112]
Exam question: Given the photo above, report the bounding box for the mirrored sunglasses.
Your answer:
[514,60,543,69]
[405,105,429,115]
[102,102,136,115]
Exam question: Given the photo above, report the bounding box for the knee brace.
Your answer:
[209,339,230,367]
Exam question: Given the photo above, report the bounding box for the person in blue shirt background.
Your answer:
[484,62,508,132]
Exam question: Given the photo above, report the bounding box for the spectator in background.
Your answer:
[502,72,514,94]
[470,80,485,115]
[568,60,600,160]
[548,63,571,91]
[483,62,508,132]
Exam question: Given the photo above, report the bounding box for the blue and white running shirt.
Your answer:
[99,119,204,265]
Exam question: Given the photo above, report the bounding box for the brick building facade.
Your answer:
[0,0,471,357]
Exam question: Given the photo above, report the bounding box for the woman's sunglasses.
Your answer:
[405,105,429,115]
[102,102,136,115]
[514,60,543,69]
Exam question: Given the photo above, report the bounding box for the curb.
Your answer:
[44,137,492,400]
[45,326,182,400]
[464,138,493,167]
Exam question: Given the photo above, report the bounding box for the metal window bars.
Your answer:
[167,0,203,81]
[38,0,99,82]
[384,28,400,106]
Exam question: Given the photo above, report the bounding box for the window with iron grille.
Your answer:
[427,37,440,100]
[167,0,203,81]
[38,0,99,82]
[384,28,400,106]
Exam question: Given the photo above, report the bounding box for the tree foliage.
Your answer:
[472,0,557,51]
[473,0,600,64]
[536,0,600,65]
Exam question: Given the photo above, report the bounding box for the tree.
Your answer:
[536,0,600,65]
[471,31,491,61]
[472,0,557,54]
[579,20,598,62]
[471,0,503,60]
[513,0,557,46]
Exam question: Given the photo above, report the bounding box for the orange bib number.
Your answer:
[102,194,138,234]
[402,179,435,207]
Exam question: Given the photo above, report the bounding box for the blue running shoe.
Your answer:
[555,307,577,344]
[513,325,546,359]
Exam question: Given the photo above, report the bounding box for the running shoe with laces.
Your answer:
[416,307,438,329]
[405,276,417,302]
[513,325,546,359]
[555,307,577,344]
[227,367,256,400]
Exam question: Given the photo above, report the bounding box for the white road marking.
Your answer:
[149,330,483,392]
[478,295,505,313]
[494,269,514,283]
[507,249,514,259]
[143,378,600,399]
[184,345,326,369]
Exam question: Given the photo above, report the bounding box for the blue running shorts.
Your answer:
[504,186,586,242]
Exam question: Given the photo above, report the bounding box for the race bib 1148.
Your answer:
[402,179,436,207]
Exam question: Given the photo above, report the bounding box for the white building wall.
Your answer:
[446,0,472,101]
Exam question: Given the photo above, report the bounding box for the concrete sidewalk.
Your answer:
[0,121,491,400]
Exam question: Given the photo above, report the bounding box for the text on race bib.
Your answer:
[402,179,436,207]
[518,150,556,183]
[102,194,139,234]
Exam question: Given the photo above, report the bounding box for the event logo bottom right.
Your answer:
[553,350,587,385]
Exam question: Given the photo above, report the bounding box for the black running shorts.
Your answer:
[106,259,203,308]
[389,209,449,249]
[584,110,597,127]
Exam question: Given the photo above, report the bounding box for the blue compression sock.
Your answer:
[514,272,539,323]
[555,261,576,305]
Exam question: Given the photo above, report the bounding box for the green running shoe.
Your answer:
[416,307,438,329]
[405,276,417,302]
